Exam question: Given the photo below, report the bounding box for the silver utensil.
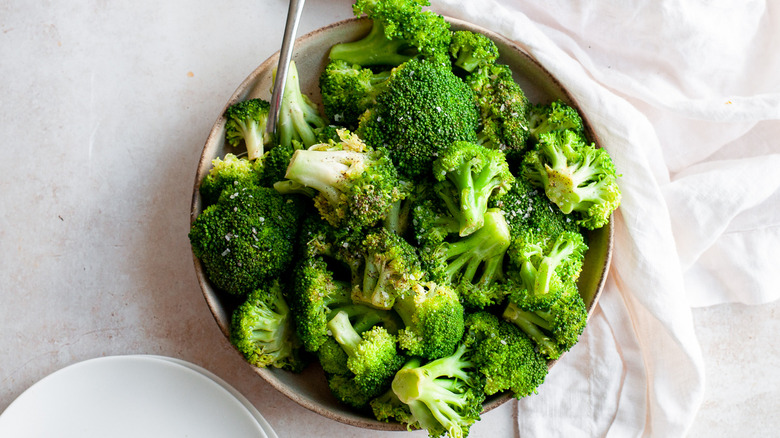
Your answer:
[267,0,306,138]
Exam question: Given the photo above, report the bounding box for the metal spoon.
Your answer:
[267,0,307,138]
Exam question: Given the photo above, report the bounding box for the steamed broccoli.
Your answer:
[329,0,451,67]
[384,343,486,438]
[230,281,308,372]
[463,311,547,397]
[277,60,328,149]
[527,100,585,142]
[507,230,587,310]
[354,227,425,309]
[319,60,391,128]
[465,63,532,163]
[435,208,512,309]
[449,30,499,73]
[284,129,410,230]
[327,311,406,399]
[432,141,514,236]
[291,255,353,352]
[503,279,588,360]
[357,58,479,180]
[394,281,465,360]
[522,129,621,229]
[223,98,270,161]
[189,184,301,295]
[199,153,263,206]
[491,176,587,308]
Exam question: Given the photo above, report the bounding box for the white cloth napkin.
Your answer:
[430,0,780,436]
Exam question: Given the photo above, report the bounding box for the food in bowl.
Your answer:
[189,1,618,436]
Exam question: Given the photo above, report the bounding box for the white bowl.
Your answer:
[190,16,613,431]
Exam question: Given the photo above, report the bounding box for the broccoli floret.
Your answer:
[277,60,328,149]
[463,312,547,397]
[389,343,486,438]
[357,58,479,180]
[230,280,308,372]
[319,60,391,128]
[223,98,271,161]
[489,175,581,239]
[465,63,532,163]
[258,141,298,187]
[317,336,350,375]
[503,280,588,360]
[522,129,621,229]
[199,153,263,205]
[189,185,301,295]
[435,209,511,309]
[329,0,451,67]
[432,141,514,236]
[394,281,465,360]
[317,303,403,374]
[371,388,414,425]
[449,30,499,73]
[327,311,406,397]
[354,227,424,309]
[284,129,411,230]
[527,100,585,142]
[291,255,353,352]
[491,176,587,308]
[507,230,587,310]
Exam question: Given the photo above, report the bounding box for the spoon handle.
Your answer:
[267,0,306,137]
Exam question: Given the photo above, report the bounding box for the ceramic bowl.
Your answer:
[190,16,613,431]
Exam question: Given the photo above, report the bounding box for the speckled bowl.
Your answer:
[190,16,613,431]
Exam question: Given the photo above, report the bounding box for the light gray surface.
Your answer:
[0,1,776,437]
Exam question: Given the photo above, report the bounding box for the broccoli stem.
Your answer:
[502,303,556,353]
[232,119,265,161]
[362,256,395,309]
[327,310,363,358]
[329,20,412,66]
[443,209,510,285]
[285,149,365,205]
[279,61,326,148]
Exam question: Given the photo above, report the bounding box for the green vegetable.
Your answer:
[230,280,308,372]
[329,0,451,67]
[189,184,301,295]
[224,98,270,161]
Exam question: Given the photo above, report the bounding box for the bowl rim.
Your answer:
[190,14,613,431]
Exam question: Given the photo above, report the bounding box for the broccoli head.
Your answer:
[319,59,391,128]
[435,208,512,309]
[199,153,263,206]
[353,227,425,310]
[389,343,486,438]
[230,280,308,372]
[284,129,411,230]
[189,185,301,295]
[503,280,588,360]
[291,255,353,352]
[449,30,499,73]
[223,98,271,161]
[432,141,514,236]
[527,99,585,142]
[327,311,406,399]
[394,281,465,360]
[507,230,588,310]
[522,129,621,229]
[329,0,451,67]
[357,58,479,180]
[463,311,547,397]
[465,63,532,163]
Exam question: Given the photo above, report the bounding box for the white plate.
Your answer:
[0,355,277,438]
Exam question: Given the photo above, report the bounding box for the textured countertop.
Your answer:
[1,1,777,437]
